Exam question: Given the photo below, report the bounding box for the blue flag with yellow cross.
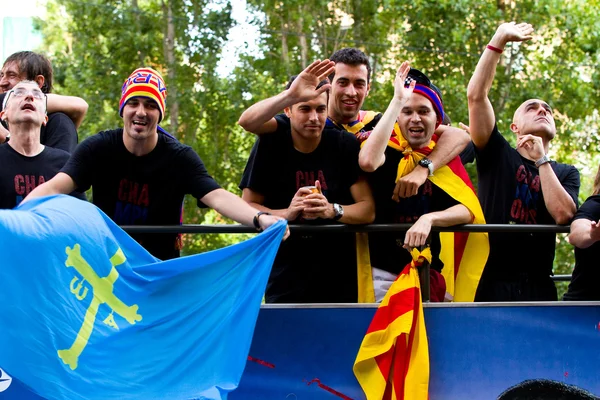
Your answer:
[0,195,286,400]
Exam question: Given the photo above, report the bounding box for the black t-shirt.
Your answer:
[0,93,78,153]
[0,144,85,209]
[475,125,580,279]
[564,195,600,301]
[367,145,459,275]
[61,129,221,260]
[241,114,362,303]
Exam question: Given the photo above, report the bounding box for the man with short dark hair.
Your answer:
[467,22,580,301]
[0,81,84,208]
[0,51,88,152]
[326,47,470,201]
[238,61,375,303]
[24,67,286,260]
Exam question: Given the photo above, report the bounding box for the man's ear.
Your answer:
[510,122,519,134]
[0,111,5,120]
[34,75,45,90]
[42,114,48,126]
[284,107,292,118]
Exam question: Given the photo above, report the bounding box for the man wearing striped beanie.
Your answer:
[358,62,488,303]
[25,67,287,259]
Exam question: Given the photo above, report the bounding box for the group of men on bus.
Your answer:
[1,21,597,302]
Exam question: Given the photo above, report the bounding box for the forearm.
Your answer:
[466,35,503,147]
[426,204,473,227]
[23,172,76,203]
[338,200,375,225]
[237,91,295,134]
[539,163,576,224]
[46,94,89,129]
[247,202,289,219]
[429,125,470,171]
[359,97,403,172]
[202,188,260,226]
[568,219,597,249]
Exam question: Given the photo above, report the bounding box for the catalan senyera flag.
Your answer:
[0,195,286,400]
[354,248,431,400]
[357,123,489,302]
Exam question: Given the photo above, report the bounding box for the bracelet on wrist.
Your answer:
[486,44,504,54]
[253,211,271,232]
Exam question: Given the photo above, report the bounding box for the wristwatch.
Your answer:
[535,154,551,168]
[418,157,434,176]
[253,211,271,232]
[332,203,344,221]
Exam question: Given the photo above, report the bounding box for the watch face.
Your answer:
[419,158,431,167]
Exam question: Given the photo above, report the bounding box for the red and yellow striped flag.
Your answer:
[353,248,431,400]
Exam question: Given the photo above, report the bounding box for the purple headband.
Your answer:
[413,84,444,127]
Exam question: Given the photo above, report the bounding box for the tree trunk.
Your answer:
[162,0,179,136]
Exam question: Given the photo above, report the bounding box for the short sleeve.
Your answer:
[556,164,580,208]
[573,195,600,222]
[178,148,221,207]
[337,130,361,188]
[41,112,79,153]
[239,139,258,190]
[60,133,104,191]
[245,134,278,195]
[474,124,511,164]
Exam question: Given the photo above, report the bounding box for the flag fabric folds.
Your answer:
[0,195,286,400]
[354,248,431,400]
[357,123,489,302]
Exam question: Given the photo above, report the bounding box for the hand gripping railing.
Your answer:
[121,223,572,302]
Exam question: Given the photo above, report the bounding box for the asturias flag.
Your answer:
[0,195,286,400]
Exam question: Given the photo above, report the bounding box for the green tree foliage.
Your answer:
[37,1,599,286]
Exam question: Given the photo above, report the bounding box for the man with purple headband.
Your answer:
[25,67,287,259]
[359,62,488,303]
[467,22,579,301]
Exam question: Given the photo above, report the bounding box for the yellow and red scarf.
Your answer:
[357,122,489,302]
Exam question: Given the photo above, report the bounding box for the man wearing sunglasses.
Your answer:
[0,81,84,208]
[0,51,88,153]
[467,22,580,301]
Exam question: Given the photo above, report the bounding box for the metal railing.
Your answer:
[121,223,573,301]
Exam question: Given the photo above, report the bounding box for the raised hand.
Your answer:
[493,22,534,47]
[287,59,335,103]
[393,61,416,104]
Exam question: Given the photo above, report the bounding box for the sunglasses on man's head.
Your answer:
[404,68,432,88]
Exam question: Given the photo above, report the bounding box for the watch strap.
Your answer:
[253,211,271,232]
[535,155,551,168]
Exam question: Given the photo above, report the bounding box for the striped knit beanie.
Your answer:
[405,68,445,128]
[119,67,167,122]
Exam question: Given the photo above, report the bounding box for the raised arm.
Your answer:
[467,22,533,149]
[359,62,415,172]
[22,172,77,203]
[237,59,335,134]
[46,94,89,129]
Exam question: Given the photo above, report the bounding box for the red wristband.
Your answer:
[486,44,503,54]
